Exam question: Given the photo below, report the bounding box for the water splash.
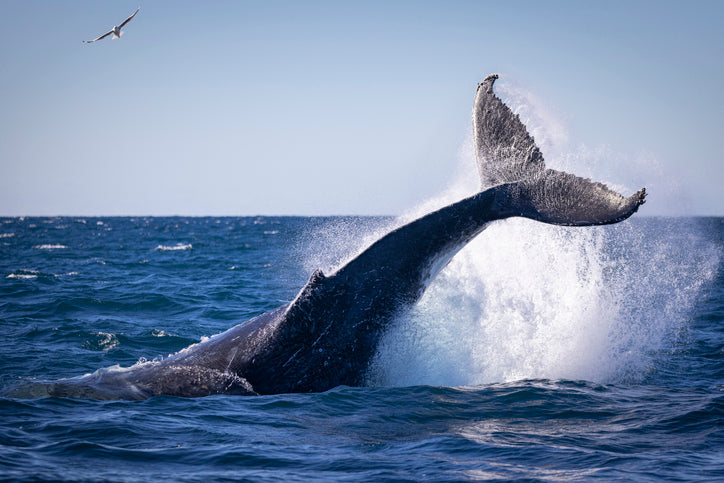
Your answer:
[366,83,720,387]
[371,216,719,386]
[299,217,401,275]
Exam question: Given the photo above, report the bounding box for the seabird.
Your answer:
[83,7,140,43]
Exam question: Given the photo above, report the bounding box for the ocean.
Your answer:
[0,215,721,481]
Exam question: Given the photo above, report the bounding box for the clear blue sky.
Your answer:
[1,1,721,216]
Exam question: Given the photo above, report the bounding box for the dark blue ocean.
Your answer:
[1,215,722,481]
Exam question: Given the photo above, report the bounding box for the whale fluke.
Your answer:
[475,74,646,226]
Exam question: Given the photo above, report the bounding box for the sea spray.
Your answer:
[299,217,402,275]
[367,82,720,387]
[370,217,717,387]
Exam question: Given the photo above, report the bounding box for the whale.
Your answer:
[9,75,646,399]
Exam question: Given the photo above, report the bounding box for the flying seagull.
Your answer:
[83,7,140,43]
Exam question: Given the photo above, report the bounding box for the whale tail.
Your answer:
[474,74,646,226]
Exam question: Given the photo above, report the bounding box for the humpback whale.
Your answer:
[11,75,645,399]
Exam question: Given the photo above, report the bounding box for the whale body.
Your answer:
[11,75,645,399]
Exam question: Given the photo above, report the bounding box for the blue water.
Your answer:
[1,216,722,481]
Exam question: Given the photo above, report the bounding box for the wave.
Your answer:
[56,272,79,277]
[6,270,39,280]
[33,244,68,250]
[6,270,78,280]
[81,332,120,352]
[154,243,192,251]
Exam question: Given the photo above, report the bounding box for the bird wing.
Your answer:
[83,30,114,43]
[119,7,140,29]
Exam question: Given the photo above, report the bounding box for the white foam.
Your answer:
[7,273,38,280]
[7,269,42,280]
[154,243,192,251]
[373,213,719,386]
[33,244,67,250]
[365,84,721,387]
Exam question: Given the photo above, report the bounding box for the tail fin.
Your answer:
[474,74,646,226]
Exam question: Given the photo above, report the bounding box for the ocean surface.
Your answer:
[0,215,721,481]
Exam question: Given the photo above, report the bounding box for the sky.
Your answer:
[0,0,722,216]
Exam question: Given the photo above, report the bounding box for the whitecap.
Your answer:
[7,273,38,280]
[7,269,40,279]
[54,272,79,277]
[154,243,192,251]
[33,244,67,250]
[0,233,14,238]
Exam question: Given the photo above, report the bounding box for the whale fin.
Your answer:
[474,74,646,226]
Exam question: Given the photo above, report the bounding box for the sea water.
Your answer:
[0,214,721,481]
